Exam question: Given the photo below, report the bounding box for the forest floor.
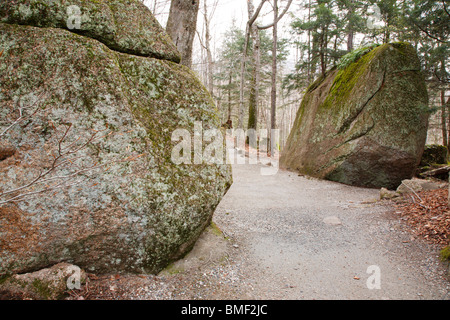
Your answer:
[70,161,450,300]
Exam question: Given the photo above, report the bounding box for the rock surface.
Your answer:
[0,0,180,62]
[280,43,429,190]
[0,0,231,276]
[379,187,400,200]
[396,178,445,195]
[420,144,448,167]
[0,263,86,300]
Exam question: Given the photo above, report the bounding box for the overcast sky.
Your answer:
[144,0,300,71]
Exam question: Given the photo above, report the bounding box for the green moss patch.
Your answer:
[440,246,450,262]
[337,43,380,70]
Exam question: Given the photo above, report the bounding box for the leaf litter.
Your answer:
[393,188,450,246]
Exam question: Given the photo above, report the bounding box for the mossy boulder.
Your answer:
[420,144,448,166]
[0,0,231,276]
[0,0,180,62]
[280,43,429,189]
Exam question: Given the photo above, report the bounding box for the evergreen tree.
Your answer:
[214,24,288,129]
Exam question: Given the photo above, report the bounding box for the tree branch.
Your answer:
[248,0,268,28]
[257,0,293,30]
[410,19,449,43]
[443,0,450,18]
[0,92,46,137]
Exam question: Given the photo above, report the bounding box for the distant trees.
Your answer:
[213,24,288,129]
[403,0,449,149]
[287,0,366,88]
[149,0,449,151]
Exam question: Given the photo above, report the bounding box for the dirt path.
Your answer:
[210,162,450,300]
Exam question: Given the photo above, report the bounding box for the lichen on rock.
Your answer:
[0,0,231,277]
[280,43,429,189]
[0,0,181,62]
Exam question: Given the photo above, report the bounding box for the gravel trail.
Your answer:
[211,162,450,300]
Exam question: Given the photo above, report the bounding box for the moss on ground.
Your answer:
[440,246,450,262]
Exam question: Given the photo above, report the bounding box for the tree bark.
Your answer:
[347,30,354,52]
[270,0,278,154]
[166,0,200,68]
[307,0,312,83]
[441,90,448,148]
[228,72,232,122]
[247,1,261,140]
[237,0,268,129]
[203,0,215,95]
[247,30,260,130]
[320,27,326,77]
[346,0,354,52]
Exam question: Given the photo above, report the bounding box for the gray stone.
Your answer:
[396,179,444,194]
[0,0,181,62]
[323,216,342,226]
[0,0,231,276]
[380,187,400,199]
[280,43,429,190]
[0,263,86,300]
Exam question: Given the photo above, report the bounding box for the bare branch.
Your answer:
[443,0,450,18]
[248,0,268,28]
[0,112,142,206]
[0,92,46,137]
[410,19,449,43]
[257,0,293,30]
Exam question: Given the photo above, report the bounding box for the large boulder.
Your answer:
[0,0,232,276]
[280,43,429,189]
[0,0,181,62]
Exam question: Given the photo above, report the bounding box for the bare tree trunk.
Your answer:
[237,32,249,129]
[249,0,292,153]
[320,27,327,77]
[247,30,261,130]
[347,0,354,52]
[270,0,278,155]
[441,90,448,148]
[203,0,215,95]
[228,72,232,122]
[347,31,354,52]
[439,59,449,149]
[307,0,312,83]
[238,0,268,129]
[247,0,261,141]
[446,95,450,148]
[166,0,200,68]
